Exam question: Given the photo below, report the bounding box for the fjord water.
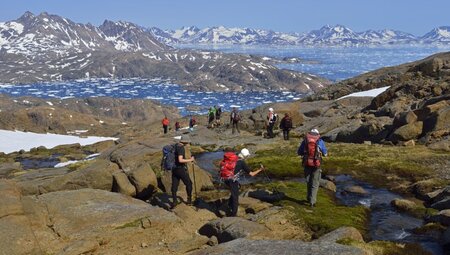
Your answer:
[1,46,449,115]
[179,45,450,81]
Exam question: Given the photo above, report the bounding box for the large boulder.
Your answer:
[316,226,364,243]
[423,105,450,138]
[16,188,183,254]
[128,163,157,199]
[241,189,285,203]
[0,180,41,254]
[393,111,418,128]
[198,217,268,243]
[0,162,22,179]
[190,238,366,255]
[389,121,423,143]
[429,209,450,226]
[112,171,136,197]
[14,159,119,195]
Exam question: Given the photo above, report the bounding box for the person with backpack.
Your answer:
[220,148,264,216]
[279,113,293,140]
[297,129,328,208]
[266,108,277,138]
[170,135,195,208]
[230,107,241,134]
[162,116,170,134]
[189,116,196,131]
[215,105,222,126]
[208,107,216,127]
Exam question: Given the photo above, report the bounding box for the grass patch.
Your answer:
[248,142,450,189]
[337,239,433,255]
[261,181,369,239]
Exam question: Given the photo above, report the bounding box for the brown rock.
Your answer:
[15,159,120,195]
[390,199,417,212]
[389,121,423,143]
[430,209,450,226]
[320,179,337,192]
[112,171,136,197]
[317,226,364,243]
[344,186,368,195]
[128,163,157,199]
[402,140,416,147]
[393,111,418,128]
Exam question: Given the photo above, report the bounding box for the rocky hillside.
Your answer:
[0,12,328,92]
[251,52,449,152]
[0,94,179,136]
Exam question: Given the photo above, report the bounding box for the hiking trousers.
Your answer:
[232,121,240,134]
[304,166,321,206]
[225,179,240,216]
[283,129,290,140]
[267,122,275,138]
[171,167,193,203]
[163,125,168,134]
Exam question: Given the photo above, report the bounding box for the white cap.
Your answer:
[240,148,250,157]
[311,128,320,134]
[269,108,274,112]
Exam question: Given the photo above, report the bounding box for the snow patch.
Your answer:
[337,86,390,100]
[0,130,118,154]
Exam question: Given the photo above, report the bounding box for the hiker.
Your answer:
[215,105,222,126]
[171,135,195,208]
[230,107,241,134]
[189,116,196,131]
[297,129,328,207]
[162,116,170,134]
[175,121,181,132]
[279,113,293,140]
[220,148,264,216]
[208,107,216,126]
[266,108,277,138]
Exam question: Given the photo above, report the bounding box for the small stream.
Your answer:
[195,151,444,255]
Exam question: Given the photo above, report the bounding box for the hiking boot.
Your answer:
[186,197,193,205]
[171,199,178,209]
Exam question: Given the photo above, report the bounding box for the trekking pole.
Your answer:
[192,161,198,200]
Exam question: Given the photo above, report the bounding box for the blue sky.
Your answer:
[1,0,449,35]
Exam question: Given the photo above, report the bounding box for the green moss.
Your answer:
[114,218,142,229]
[262,181,369,239]
[339,239,433,255]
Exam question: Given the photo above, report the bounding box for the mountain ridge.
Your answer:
[150,24,450,46]
[0,12,329,92]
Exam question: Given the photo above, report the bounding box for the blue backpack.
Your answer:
[161,144,177,171]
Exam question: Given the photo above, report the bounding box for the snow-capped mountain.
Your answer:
[0,12,329,92]
[150,24,450,46]
[298,25,362,46]
[359,29,416,45]
[421,26,450,44]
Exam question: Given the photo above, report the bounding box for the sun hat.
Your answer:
[310,128,320,135]
[180,135,191,143]
[240,148,250,158]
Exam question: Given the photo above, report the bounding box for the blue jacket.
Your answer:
[297,137,328,156]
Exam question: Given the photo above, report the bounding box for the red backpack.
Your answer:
[220,152,239,179]
[303,133,321,167]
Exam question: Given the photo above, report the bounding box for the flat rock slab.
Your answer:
[191,238,366,255]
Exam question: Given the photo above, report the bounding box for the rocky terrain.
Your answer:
[0,51,449,254]
[150,24,450,46]
[0,12,329,92]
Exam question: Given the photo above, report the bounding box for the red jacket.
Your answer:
[162,118,169,126]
